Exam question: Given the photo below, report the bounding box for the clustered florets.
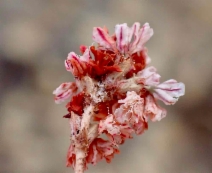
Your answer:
[53,22,185,173]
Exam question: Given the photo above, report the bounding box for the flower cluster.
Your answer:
[53,22,185,173]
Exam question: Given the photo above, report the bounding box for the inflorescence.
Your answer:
[53,22,185,173]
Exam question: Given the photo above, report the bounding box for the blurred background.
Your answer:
[0,0,212,173]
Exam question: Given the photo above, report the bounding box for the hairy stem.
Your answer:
[75,147,86,173]
[74,105,95,173]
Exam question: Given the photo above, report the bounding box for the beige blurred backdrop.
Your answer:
[0,0,212,173]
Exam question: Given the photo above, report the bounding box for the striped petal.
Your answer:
[93,27,116,49]
[153,79,185,105]
[129,22,140,44]
[53,82,77,104]
[65,52,88,77]
[130,23,153,54]
[115,23,130,53]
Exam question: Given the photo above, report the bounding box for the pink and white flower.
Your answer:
[93,22,153,54]
[53,22,185,173]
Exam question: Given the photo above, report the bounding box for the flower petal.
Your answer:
[99,114,134,145]
[136,66,161,86]
[99,114,120,135]
[115,23,130,53]
[144,95,167,121]
[65,52,88,77]
[81,48,90,62]
[129,22,140,44]
[130,23,153,54]
[86,138,119,165]
[93,27,116,49]
[153,79,185,105]
[53,82,77,104]
[132,119,148,135]
[115,91,144,124]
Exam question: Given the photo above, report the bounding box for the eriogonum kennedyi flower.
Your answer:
[53,22,185,173]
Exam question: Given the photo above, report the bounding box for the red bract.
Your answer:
[93,101,115,121]
[89,46,121,77]
[126,48,150,78]
[66,144,76,167]
[53,22,185,173]
[80,45,87,54]
[66,93,84,115]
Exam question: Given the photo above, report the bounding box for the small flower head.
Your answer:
[53,22,185,173]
